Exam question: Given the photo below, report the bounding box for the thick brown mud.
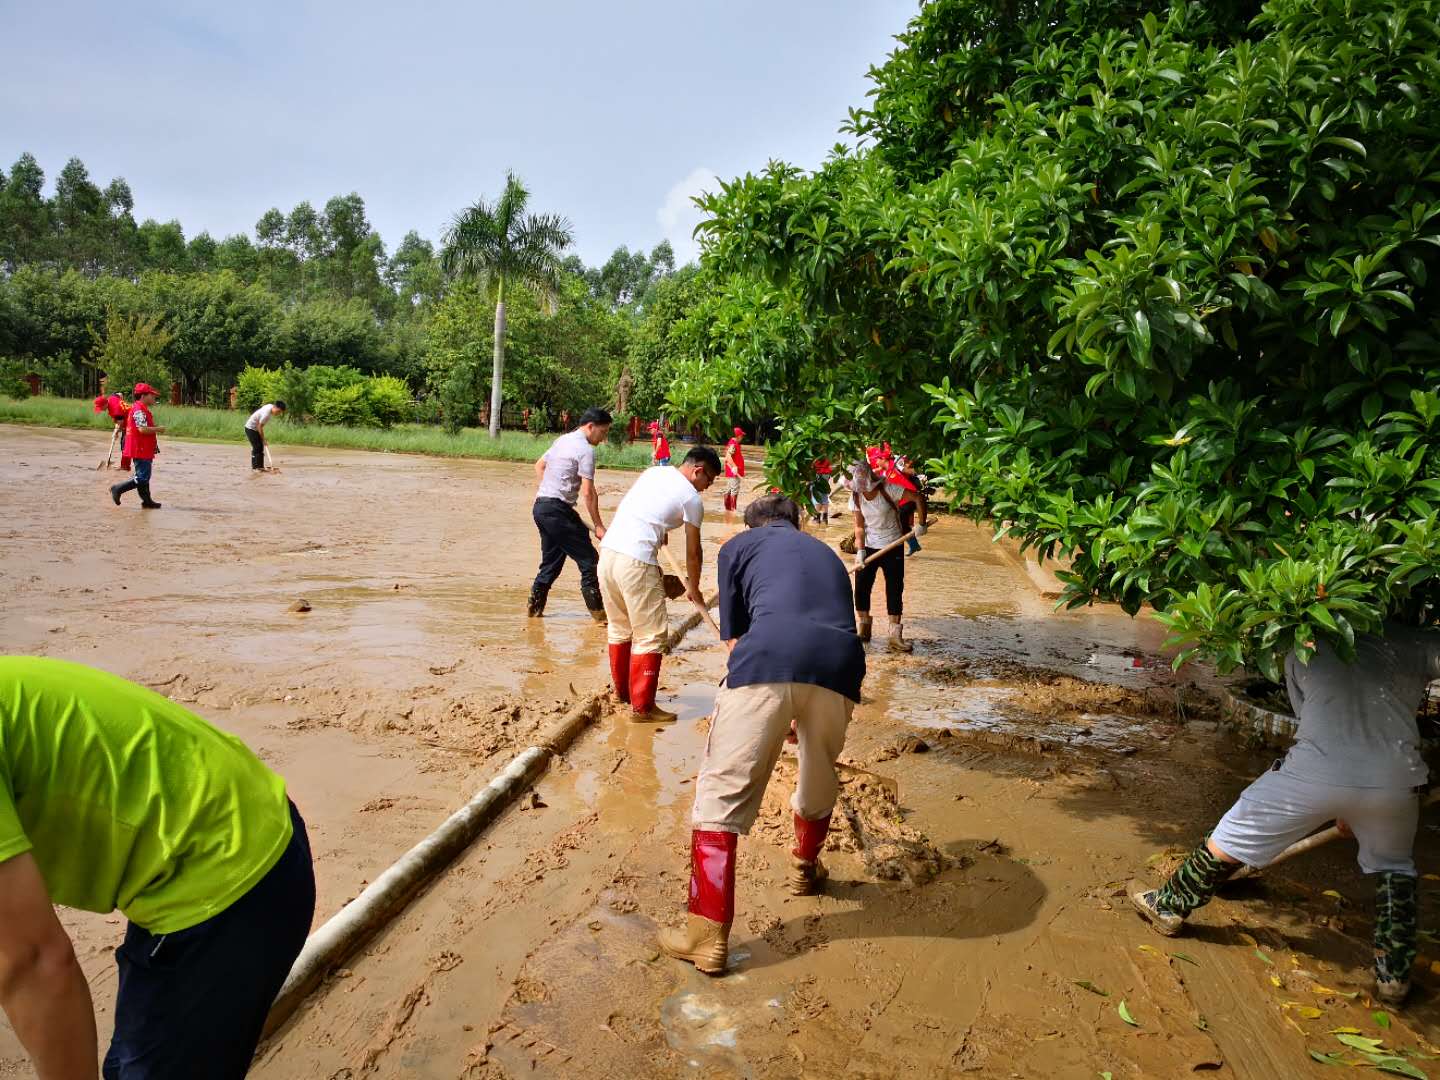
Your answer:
[3,425,1440,1079]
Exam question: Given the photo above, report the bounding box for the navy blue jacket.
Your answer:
[718,522,866,702]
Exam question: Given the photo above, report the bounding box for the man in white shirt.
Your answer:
[530,408,612,620]
[244,401,287,472]
[600,446,721,722]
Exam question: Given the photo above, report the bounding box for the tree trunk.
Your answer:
[488,278,506,438]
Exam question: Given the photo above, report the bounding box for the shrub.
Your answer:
[0,358,31,399]
[236,366,283,412]
[304,364,367,394]
[311,382,376,427]
[366,375,413,427]
[525,408,550,436]
[88,309,173,398]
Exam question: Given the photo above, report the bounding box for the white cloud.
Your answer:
[657,166,720,265]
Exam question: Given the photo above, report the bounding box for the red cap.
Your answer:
[648,421,660,433]
[733,427,744,437]
[133,382,159,397]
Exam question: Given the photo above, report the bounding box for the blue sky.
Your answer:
[1,0,917,266]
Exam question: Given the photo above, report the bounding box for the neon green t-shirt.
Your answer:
[0,657,293,934]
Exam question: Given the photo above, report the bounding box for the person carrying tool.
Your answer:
[1130,624,1440,1005]
[244,399,287,472]
[722,427,746,512]
[850,459,927,652]
[658,493,866,974]
[529,407,613,621]
[599,446,721,722]
[649,421,671,466]
[109,383,164,510]
[94,387,130,468]
[0,657,316,1079]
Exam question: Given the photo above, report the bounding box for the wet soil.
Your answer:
[4,425,1440,1079]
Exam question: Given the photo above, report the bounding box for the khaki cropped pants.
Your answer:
[692,681,854,834]
[598,548,669,654]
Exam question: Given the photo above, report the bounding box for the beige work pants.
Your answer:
[692,682,854,834]
[598,548,668,653]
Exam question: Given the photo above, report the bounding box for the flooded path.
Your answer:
[3,424,1439,1078]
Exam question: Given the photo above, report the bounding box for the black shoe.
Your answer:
[110,484,123,506]
[527,583,549,617]
[137,481,161,510]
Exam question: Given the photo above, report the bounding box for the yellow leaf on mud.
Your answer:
[1138,944,1163,957]
[1239,932,1260,947]
[1330,1027,1362,1035]
[1270,976,1282,987]
[1295,1007,1323,1019]
[1322,889,1344,900]
[1283,1015,1306,1036]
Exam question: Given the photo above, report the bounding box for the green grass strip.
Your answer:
[0,395,657,469]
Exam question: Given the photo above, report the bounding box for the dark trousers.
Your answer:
[533,498,600,593]
[854,544,905,617]
[246,427,264,469]
[102,801,316,1080]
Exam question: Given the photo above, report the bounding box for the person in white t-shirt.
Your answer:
[599,446,721,722]
[849,459,927,653]
[244,401,287,472]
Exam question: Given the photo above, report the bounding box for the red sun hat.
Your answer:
[648,421,660,433]
[133,382,160,397]
[733,427,744,437]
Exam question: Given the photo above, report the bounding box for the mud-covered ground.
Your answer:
[4,424,1440,1079]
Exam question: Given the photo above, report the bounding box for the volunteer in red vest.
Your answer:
[600,446,722,722]
[722,427,746,512]
[650,421,671,466]
[811,457,835,525]
[109,384,165,510]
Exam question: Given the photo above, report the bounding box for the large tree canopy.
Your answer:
[687,0,1440,678]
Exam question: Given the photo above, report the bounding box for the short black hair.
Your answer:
[683,445,722,474]
[743,494,799,529]
[578,407,612,427]
[273,400,287,411]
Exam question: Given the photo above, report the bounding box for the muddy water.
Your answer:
[4,424,1440,1079]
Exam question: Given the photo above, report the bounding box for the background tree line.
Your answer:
[0,152,695,430]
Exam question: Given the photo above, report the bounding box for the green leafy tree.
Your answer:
[689,0,1440,678]
[87,307,173,394]
[142,271,279,400]
[440,171,574,437]
[0,154,50,272]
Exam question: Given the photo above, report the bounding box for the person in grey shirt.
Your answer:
[1130,623,1440,1004]
[529,408,612,620]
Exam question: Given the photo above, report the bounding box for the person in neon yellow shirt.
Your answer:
[0,657,315,1079]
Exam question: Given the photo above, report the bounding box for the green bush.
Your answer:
[236,366,283,412]
[692,0,1440,678]
[0,358,31,399]
[311,382,375,427]
[366,375,412,427]
[304,364,366,394]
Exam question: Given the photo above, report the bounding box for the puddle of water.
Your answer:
[894,685,1152,752]
[659,990,753,1078]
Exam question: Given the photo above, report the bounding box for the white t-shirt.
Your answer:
[601,466,705,566]
[849,482,908,549]
[245,404,276,431]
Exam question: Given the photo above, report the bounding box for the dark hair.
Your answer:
[578,407,612,427]
[683,445,723,474]
[273,400,287,411]
[744,494,800,529]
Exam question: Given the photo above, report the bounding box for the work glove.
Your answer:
[914,522,928,538]
[853,552,866,572]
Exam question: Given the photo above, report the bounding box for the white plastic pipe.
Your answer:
[263,693,601,1036]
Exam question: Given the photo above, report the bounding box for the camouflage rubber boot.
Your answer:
[1374,872,1418,1005]
[1131,844,1237,935]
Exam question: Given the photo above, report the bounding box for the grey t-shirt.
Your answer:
[1283,624,1440,788]
[535,429,596,506]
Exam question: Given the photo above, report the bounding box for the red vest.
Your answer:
[125,404,158,460]
[653,433,670,460]
[725,437,745,477]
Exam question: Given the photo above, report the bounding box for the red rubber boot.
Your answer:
[608,642,632,704]
[658,830,736,973]
[789,812,832,895]
[629,652,677,723]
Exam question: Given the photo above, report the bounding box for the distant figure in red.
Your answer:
[811,457,835,524]
[109,383,165,509]
[93,388,131,470]
[649,421,671,466]
[723,427,746,512]
[628,414,642,444]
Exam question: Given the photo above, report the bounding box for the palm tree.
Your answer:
[440,172,574,437]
